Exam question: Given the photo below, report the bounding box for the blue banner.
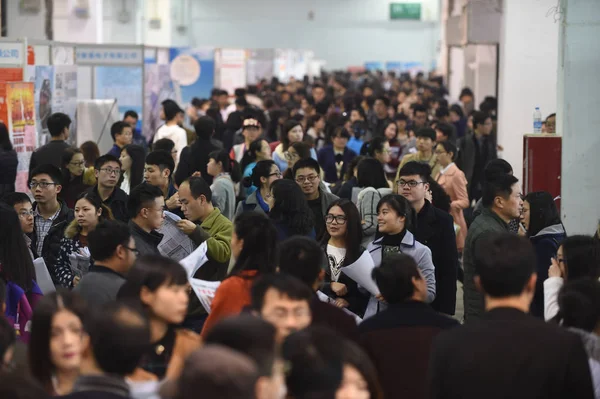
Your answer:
[169,47,215,105]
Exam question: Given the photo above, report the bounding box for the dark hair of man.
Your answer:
[523,191,562,237]
[124,110,139,120]
[484,159,513,181]
[372,253,421,304]
[438,141,458,161]
[250,273,313,312]
[556,279,600,331]
[29,291,88,392]
[203,315,277,377]
[269,179,314,236]
[110,121,130,142]
[127,182,164,219]
[0,204,36,290]
[395,112,409,122]
[321,199,363,265]
[293,157,321,178]
[375,95,390,108]
[1,191,31,207]
[399,161,430,183]
[449,104,464,119]
[435,106,450,119]
[281,326,344,398]
[472,111,490,131]
[481,173,518,208]
[145,150,175,178]
[153,138,175,153]
[94,154,122,171]
[230,212,278,277]
[194,116,216,140]
[412,104,427,116]
[243,160,276,189]
[561,235,600,281]
[277,236,324,287]
[208,149,242,183]
[30,163,63,186]
[376,194,417,233]
[185,176,212,202]
[474,232,535,297]
[415,127,436,141]
[436,122,455,140]
[162,99,182,121]
[47,112,71,137]
[546,113,556,121]
[459,87,474,99]
[86,301,150,376]
[88,220,132,262]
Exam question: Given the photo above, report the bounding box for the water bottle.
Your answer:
[533,107,542,133]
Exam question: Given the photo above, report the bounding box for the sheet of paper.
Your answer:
[189,278,221,313]
[341,250,380,296]
[69,252,91,279]
[157,211,196,261]
[316,290,363,324]
[179,242,208,277]
[33,258,56,294]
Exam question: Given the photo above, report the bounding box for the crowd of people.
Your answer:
[0,70,597,399]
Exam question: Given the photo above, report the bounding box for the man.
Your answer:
[463,174,523,321]
[29,165,74,280]
[411,104,428,132]
[28,112,71,178]
[74,220,137,306]
[429,233,594,399]
[229,117,262,163]
[123,109,148,151]
[397,127,441,180]
[127,183,165,256]
[435,106,451,124]
[317,127,357,183]
[89,155,129,223]
[311,83,327,104]
[278,236,359,341]
[435,122,456,144]
[155,99,187,167]
[216,89,230,121]
[398,162,458,315]
[370,95,393,138]
[459,87,475,115]
[106,121,132,157]
[251,273,313,343]
[2,192,36,259]
[62,302,150,399]
[144,150,181,217]
[293,158,338,241]
[175,116,220,186]
[456,111,498,201]
[178,177,232,331]
[360,253,459,399]
[545,113,556,134]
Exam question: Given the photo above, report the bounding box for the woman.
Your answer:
[29,291,88,396]
[317,127,357,184]
[361,136,391,168]
[355,158,392,246]
[555,279,600,398]
[434,141,469,251]
[321,199,369,316]
[269,179,315,241]
[273,120,317,172]
[118,255,201,381]
[60,147,94,209]
[0,122,17,197]
[383,121,402,179]
[206,149,241,221]
[366,195,436,318]
[80,141,100,168]
[306,113,327,150]
[54,192,113,288]
[521,191,566,318]
[119,144,145,195]
[450,104,467,138]
[335,155,366,200]
[282,141,311,180]
[0,203,41,342]
[201,212,278,336]
[236,160,282,216]
[240,138,272,196]
[545,235,600,320]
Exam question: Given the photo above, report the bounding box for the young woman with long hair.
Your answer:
[60,147,95,209]
[269,179,315,240]
[201,212,278,336]
[273,120,317,172]
[119,144,146,195]
[117,255,201,381]
[29,291,89,396]
[320,199,369,316]
[236,160,282,216]
[240,138,272,196]
[206,149,242,221]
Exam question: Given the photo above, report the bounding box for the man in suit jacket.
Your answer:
[360,253,458,399]
[399,161,458,315]
[317,127,357,183]
[429,232,594,399]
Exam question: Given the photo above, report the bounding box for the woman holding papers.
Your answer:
[201,212,278,336]
[206,149,242,221]
[54,192,113,288]
[321,199,370,317]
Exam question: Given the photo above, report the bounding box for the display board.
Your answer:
[215,48,247,95]
[143,64,176,141]
[95,66,143,122]
[169,47,215,105]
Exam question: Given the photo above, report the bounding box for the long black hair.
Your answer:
[240,138,264,173]
[0,122,12,151]
[281,120,303,151]
[555,279,600,332]
[269,179,314,236]
[356,158,389,189]
[360,136,387,158]
[524,191,562,237]
[242,159,277,190]
[376,194,417,234]
[0,203,36,290]
[208,149,242,183]
[231,212,278,277]
[122,144,146,191]
[320,199,363,266]
[561,235,600,281]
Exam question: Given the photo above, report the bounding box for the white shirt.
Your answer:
[154,124,188,167]
[440,162,455,175]
[326,244,347,282]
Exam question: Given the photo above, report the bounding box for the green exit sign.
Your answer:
[390,3,422,20]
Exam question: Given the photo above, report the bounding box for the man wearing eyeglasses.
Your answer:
[1,192,37,260]
[88,154,129,223]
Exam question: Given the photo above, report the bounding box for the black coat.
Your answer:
[31,200,74,277]
[88,186,129,223]
[0,148,17,196]
[28,140,71,179]
[311,296,359,343]
[429,307,595,399]
[456,133,497,188]
[317,145,357,183]
[415,200,458,315]
[129,220,163,257]
[175,138,219,186]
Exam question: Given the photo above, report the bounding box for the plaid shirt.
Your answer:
[34,205,61,256]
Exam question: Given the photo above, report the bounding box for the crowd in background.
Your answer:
[0,69,597,399]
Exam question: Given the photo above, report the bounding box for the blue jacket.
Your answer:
[530,224,565,318]
[317,145,357,183]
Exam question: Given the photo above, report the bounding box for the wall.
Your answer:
[5,0,46,39]
[496,0,559,181]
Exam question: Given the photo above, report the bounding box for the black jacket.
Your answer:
[317,145,357,183]
[429,307,594,399]
[129,220,163,256]
[415,200,458,315]
[88,186,129,223]
[175,138,220,186]
[456,132,497,188]
[28,140,71,179]
[31,200,74,278]
[0,148,17,196]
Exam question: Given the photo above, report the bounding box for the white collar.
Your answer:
[440,162,455,175]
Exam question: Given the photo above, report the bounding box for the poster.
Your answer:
[53,66,78,146]
[215,49,247,95]
[365,62,385,72]
[169,47,214,105]
[144,64,176,141]
[30,65,54,146]
[0,68,24,82]
[247,49,274,85]
[94,66,143,125]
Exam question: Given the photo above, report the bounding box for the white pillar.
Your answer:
[53,0,104,43]
[559,0,600,234]
[142,0,173,47]
[497,0,559,181]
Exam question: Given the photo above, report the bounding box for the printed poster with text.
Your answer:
[53,66,78,146]
[95,66,143,126]
[169,47,215,106]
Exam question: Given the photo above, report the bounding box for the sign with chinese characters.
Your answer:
[0,43,24,65]
[390,3,422,20]
[75,47,143,65]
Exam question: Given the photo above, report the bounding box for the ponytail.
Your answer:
[244,160,276,189]
[209,150,242,183]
